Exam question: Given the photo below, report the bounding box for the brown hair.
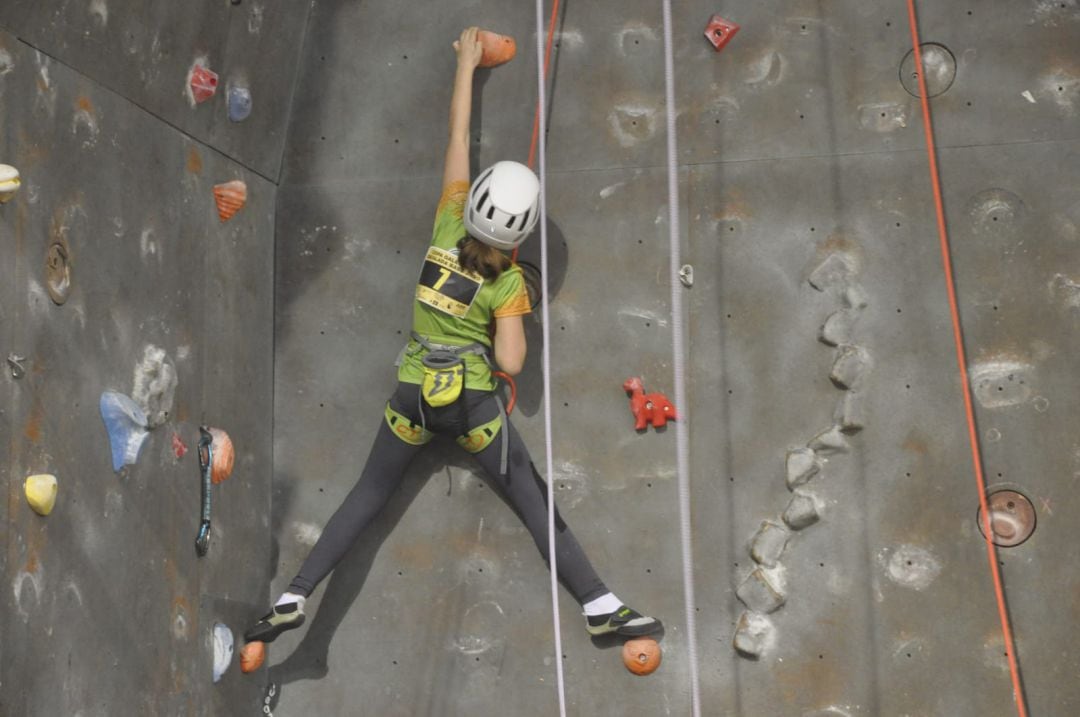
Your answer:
[458,236,511,281]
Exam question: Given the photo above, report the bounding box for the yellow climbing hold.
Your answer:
[25,474,58,516]
[0,164,20,204]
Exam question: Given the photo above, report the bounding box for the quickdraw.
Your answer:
[195,427,214,556]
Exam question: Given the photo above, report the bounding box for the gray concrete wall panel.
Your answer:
[283,2,1080,187]
[0,0,312,179]
[1,0,1077,713]
[272,1,1080,716]
[0,28,274,715]
[282,1,543,186]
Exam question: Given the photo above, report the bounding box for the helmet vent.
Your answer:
[518,209,532,230]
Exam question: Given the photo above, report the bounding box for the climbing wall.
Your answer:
[271,1,1080,716]
[0,0,309,713]
[2,0,1079,715]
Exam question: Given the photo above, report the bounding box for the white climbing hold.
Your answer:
[834,391,865,434]
[749,520,790,568]
[830,345,872,390]
[783,489,821,530]
[785,447,821,490]
[809,425,849,455]
[212,623,235,683]
[843,283,869,310]
[736,567,786,613]
[808,253,855,291]
[820,309,859,347]
[733,611,776,658]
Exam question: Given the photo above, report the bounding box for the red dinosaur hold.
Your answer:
[623,377,678,431]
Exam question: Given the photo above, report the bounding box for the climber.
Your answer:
[245,26,660,647]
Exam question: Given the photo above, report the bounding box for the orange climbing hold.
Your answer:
[623,377,678,431]
[622,638,662,676]
[207,427,235,484]
[478,30,516,68]
[213,180,247,222]
[240,641,266,673]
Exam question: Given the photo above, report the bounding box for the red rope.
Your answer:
[904,3,1028,715]
[501,0,563,411]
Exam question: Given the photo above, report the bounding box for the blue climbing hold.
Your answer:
[228,86,252,122]
[100,391,150,471]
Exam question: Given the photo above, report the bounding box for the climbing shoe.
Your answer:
[586,606,662,637]
[244,602,306,643]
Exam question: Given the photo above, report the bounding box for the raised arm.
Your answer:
[445,27,483,189]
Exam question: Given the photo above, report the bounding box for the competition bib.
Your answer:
[415,246,483,318]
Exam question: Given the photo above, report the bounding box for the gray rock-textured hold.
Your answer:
[736,567,786,613]
[783,490,821,530]
[132,344,178,428]
[733,611,775,659]
[809,425,849,454]
[830,345,872,390]
[819,309,859,347]
[750,520,790,567]
[786,447,821,490]
[808,253,855,291]
[834,391,866,434]
[843,282,869,310]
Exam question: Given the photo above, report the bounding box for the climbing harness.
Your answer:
[904,2,1028,714]
[384,403,433,446]
[404,331,510,475]
[456,413,503,454]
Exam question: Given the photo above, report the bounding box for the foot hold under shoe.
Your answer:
[244,602,306,643]
[586,606,662,637]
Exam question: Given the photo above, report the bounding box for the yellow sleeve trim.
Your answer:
[494,289,532,318]
[437,181,470,218]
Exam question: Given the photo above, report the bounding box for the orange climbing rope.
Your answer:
[903,3,1028,715]
[499,0,563,414]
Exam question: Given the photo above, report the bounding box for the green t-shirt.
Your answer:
[397,181,531,391]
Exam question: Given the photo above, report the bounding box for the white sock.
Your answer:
[583,592,622,617]
[275,592,306,610]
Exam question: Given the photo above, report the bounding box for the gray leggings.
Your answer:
[288,382,608,605]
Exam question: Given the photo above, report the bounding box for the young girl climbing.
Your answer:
[245,26,660,647]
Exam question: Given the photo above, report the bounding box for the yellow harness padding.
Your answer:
[384,403,434,446]
[455,414,503,454]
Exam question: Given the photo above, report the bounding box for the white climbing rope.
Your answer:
[660,1,703,714]
[534,1,568,715]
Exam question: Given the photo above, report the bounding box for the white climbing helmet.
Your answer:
[463,161,540,251]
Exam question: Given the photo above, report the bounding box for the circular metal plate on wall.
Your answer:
[900,43,957,98]
[976,489,1036,547]
[518,260,543,311]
